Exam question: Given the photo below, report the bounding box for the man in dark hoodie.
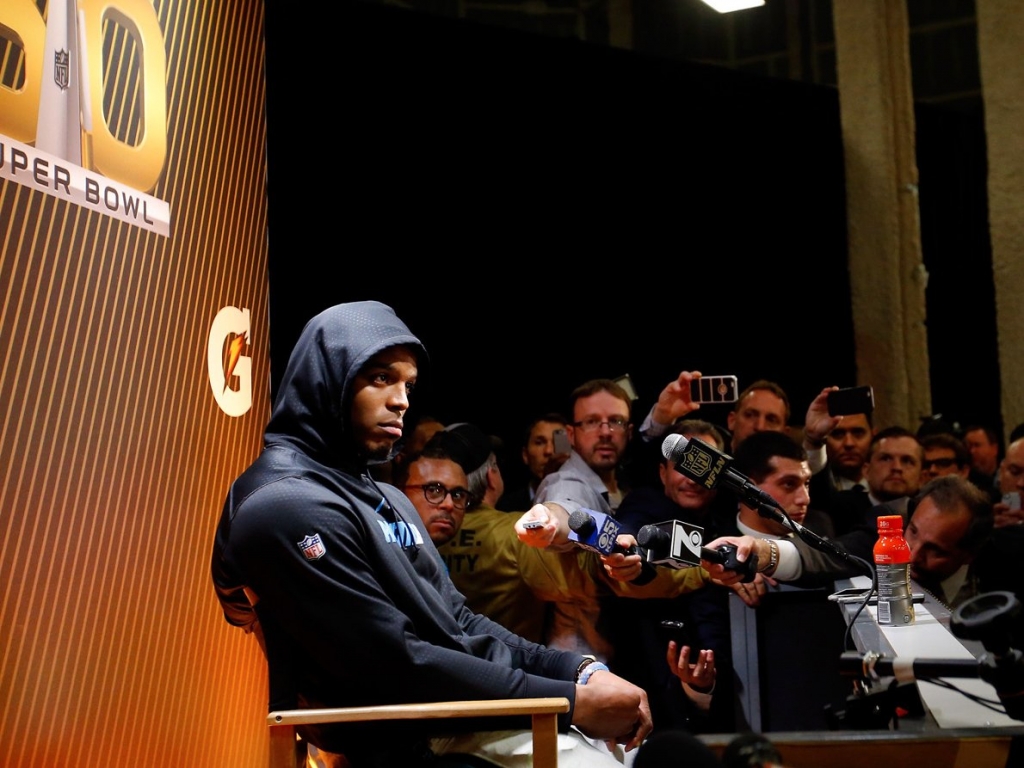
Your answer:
[211,301,650,767]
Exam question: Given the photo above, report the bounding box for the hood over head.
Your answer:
[264,301,426,466]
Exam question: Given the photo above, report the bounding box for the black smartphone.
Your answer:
[658,619,689,646]
[690,375,739,404]
[827,385,875,416]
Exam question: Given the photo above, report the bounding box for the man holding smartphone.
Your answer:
[808,412,874,497]
[637,372,779,453]
[637,374,841,458]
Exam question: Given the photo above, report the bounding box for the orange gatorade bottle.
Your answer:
[874,515,915,626]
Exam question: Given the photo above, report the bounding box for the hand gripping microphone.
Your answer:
[637,520,757,582]
[568,508,636,556]
[636,519,706,568]
[568,508,659,585]
[662,433,873,574]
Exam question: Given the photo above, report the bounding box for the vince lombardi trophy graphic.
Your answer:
[36,0,91,167]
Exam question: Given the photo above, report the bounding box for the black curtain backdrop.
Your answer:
[265,0,998,488]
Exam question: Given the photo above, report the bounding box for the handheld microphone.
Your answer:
[661,432,872,574]
[638,520,758,581]
[661,433,782,513]
[636,519,706,568]
[568,508,636,556]
[569,508,658,585]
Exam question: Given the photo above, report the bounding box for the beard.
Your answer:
[362,441,396,464]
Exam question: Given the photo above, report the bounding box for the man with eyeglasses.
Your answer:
[403,423,553,643]
[919,433,971,484]
[398,441,475,546]
[528,379,636,660]
[535,378,634,519]
[526,379,707,660]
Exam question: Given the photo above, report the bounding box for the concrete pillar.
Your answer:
[976,0,1024,442]
[832,0,930,430]
[607,0,633,49]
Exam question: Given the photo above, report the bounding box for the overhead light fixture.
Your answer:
[700,0,765,12]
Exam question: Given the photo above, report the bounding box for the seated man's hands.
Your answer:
[572,669,652,752]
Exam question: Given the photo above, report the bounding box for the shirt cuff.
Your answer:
[639,408,671,443]
[771,539,803,580]
[804,441,827,475]
[682,682,714,711]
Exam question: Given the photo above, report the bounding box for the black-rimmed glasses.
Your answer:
[572,416,629,433]
[921,457,958,470]
[405,482,473,510]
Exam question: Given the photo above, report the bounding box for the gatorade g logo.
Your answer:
[0,0,171,235]
[208,306,253,418]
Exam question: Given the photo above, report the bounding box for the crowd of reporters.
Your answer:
[381,371,1024,761]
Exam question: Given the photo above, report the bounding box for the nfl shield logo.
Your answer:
[54,49,70,91]
[298,533,326,561]
[680,445,711,478]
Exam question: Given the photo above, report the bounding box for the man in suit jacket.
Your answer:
[701,431,913,592]
[904,475,1004,609]
[810,426,924,560]
[807,411,873,516]
[710,431,839,606]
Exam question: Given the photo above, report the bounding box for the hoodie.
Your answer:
[210,301,581,761]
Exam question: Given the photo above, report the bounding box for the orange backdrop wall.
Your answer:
[0,1,271,765]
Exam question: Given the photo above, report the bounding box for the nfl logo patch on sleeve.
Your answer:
[298,533,326,561]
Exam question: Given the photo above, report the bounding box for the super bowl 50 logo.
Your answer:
[0,0,171,236]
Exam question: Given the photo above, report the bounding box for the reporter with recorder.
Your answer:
[518,378,709,662]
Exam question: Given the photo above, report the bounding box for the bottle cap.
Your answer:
[877,514,904,532]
